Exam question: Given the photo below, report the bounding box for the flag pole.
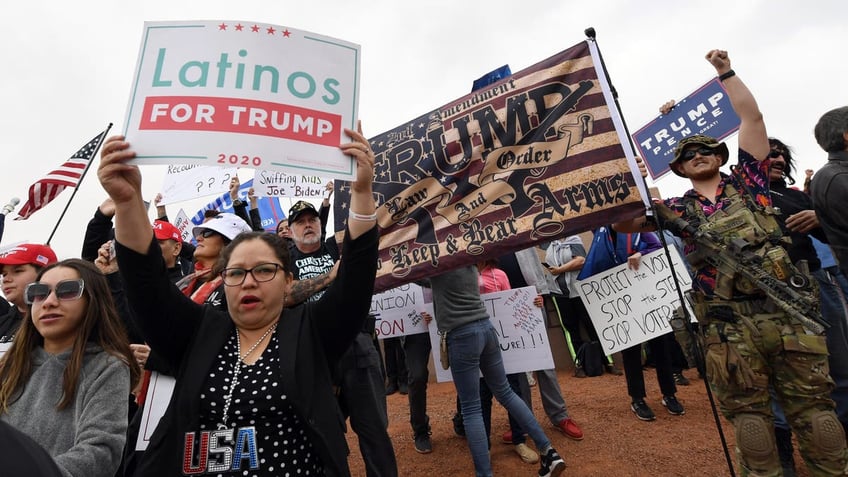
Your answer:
[46,123,113,245]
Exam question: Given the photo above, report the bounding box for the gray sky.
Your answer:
[2,0,845,260]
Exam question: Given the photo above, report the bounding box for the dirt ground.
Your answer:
[345,368,813,477]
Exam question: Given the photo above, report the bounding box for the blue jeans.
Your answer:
[815,267,848,425]
[448,319,551,477]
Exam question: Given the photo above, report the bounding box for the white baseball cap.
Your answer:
[192,213,251,242]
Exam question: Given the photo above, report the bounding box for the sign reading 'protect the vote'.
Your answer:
[123,21,360,180]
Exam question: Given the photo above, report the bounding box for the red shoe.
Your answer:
[501,430,513,444]
[556,418,584,441]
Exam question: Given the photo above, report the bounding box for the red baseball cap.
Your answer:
[0,243,57,267]
[153,220,182,242]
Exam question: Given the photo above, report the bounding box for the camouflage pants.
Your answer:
[698,298,848,476]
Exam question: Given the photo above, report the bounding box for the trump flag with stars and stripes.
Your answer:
[17,131,108,220]
[333,39,650,293]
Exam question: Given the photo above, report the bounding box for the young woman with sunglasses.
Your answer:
[0,259,141,477]
[98,126,377,476]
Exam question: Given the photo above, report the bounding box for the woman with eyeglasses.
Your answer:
[0,258,141,477]
[97,125,377,477]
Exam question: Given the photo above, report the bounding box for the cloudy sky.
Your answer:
[2,0,845,260]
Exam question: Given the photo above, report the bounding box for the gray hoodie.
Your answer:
[1,344,130,477]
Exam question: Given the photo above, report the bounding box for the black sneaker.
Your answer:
[452,412,465,437]
[414,432,433,454]
[538,448,566,477]
[631,400,656,421]
[398,382,409,395]
[385,382,398,395]
[673,372,691,386]
[662,395,685,416]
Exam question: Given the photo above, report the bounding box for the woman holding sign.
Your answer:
[98,128,378,477]
[578,226,685,422]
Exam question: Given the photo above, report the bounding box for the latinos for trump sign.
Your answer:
[122,21,360,180]
[335,40,649,292]
[631,78,740,180]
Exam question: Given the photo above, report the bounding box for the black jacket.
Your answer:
[116,226,377,476]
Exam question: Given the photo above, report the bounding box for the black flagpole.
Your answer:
[584,27,736,476]
[46,123,113,245]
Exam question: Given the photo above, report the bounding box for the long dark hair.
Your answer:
[0,259,140,412]
[769,137,796,185]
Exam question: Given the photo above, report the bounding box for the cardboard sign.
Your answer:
[370,283,429,338]
[123,20,360,180]
[135,371,176,451]
[576,248,692,354]
[430,286,554,383]
[159,165,238,205]
[253,170,327,199]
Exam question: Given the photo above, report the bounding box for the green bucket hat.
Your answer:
[669,134,729,177]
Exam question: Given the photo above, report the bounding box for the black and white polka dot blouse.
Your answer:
[197,331,325,476]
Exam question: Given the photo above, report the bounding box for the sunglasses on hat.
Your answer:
[25,279,85,305]
[680,147,717,162]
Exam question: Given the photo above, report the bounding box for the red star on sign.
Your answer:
[235,23,244,31]
[266,26,276,35]
[251,24,260,33]
[218,23,227,30]
[282,29,291,37]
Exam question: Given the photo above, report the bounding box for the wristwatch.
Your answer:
[232,199,245,207]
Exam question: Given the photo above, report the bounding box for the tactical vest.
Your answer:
[682,183,812,301]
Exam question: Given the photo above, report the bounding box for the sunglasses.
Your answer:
[195,229,221,240]
[680,147,717,162]
[221,263,284,286]
[768,150,785,158]
[25,279,85,305]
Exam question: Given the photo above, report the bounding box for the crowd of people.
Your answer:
[0,47,847,477]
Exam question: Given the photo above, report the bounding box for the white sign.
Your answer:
[576,248,692,355]
[370,283,429,339]
[430,286,554,383]
[123,20,360,180]
[253,170,327,199]
[135,371,176,451]
[173,209,194,243]
[159,164,237,205]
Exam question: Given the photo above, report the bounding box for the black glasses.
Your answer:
[768,150,784,158]
[681,147,717,162]
[195,229,220,240]
[25,279,85,305]
[221,263,284,286]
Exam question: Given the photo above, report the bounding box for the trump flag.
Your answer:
[335,40,648,292]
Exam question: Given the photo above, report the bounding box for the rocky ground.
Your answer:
[345,368,812,476]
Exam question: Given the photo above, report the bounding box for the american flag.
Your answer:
[16,131,107,220]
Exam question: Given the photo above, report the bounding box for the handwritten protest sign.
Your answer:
[576,247,692,355]
[253,170,327,199]
[123,21,360,180]
[430,286,553,383]
[632,78,740,180]
[159,164,237,205]
[370,283,429,338]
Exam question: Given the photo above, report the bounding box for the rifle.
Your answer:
[653,203,828,335]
